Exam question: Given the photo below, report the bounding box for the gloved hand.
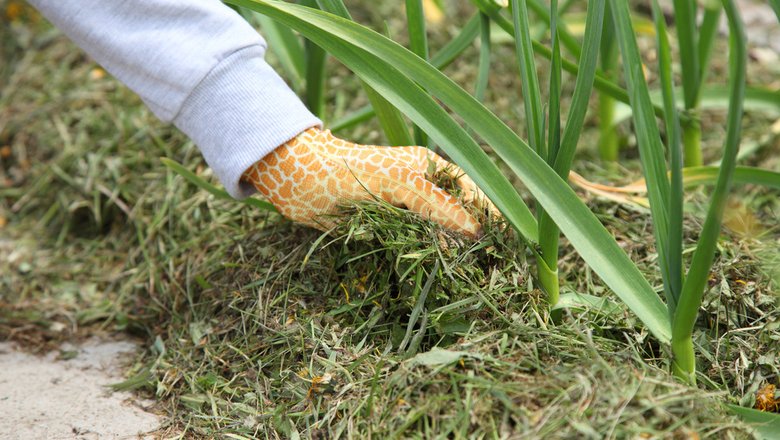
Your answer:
[241,127,495,237]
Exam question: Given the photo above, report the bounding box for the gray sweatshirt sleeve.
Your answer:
[28,0,322,198]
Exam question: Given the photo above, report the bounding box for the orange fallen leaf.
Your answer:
[755,383,779,412]
[306,373,333,400]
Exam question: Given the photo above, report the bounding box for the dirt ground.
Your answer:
[0,338,160,439]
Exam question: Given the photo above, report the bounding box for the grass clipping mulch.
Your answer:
[2,4,779,438]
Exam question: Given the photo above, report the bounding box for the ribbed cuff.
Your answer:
[173,45,321,199]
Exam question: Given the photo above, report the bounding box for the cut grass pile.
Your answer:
[1,1,779,437]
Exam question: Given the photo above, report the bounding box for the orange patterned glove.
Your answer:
[241,127,495,237]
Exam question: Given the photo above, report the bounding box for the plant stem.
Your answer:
[599,94,619,161]
[682,115,703,167]
[537,0,562,306]
[671,0,746,385]
[537,216,560,304]
[671,336,697,384]
[598,2,619,161]
[673,0,703,167]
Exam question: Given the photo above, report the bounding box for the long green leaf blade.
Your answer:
[330,104,373,132]
[405,0,429,60]
[609,0,672,310]
[406,0,430,146]
[528,0,581,59]
[539,0,605,303]
[316,0,413,146]
[597,1,620,161]
[727,405,780,439]
[255,14,306,90]
[683,166,780,191]
[333,14,482,133]
[230,0,672,342]
[652,0,683,315]
[610,86,780,127]
[546,0,562,166]
[301,0,327,117]
[429,13,481,70]
[510,0,546,156]
[672,0,700,110]
[537,0,563,303]
[672,0,746,383]
[364,84,415,146]
[160,158,277,212]
[474,13,491,102]
[304,36,327,118]
[696,0,722,104]
[552,0,605,177]
[471,0,666,120]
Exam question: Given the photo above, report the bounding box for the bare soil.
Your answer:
[0,338,160,439]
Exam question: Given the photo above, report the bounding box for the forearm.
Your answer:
[29,0,320,197]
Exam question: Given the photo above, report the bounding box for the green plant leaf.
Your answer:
[331,14,481,133]
[471,0,666,119]
[315,0,414,146]
[539,0,604,303]
[363,84,414,146]
[300,0,327,119]
[474,13,491,102]
[727,405,780,440]
[609,0,672,311]
[652,0,683,314]
[405,0,429,61]
[255,14,305,90]
[552,0,604,177]
[228,0,672,342]
[160,158,277,212]
[546,0,562,166]
[429,13,481,69]
[672,0,747,384]
[509,0,545,156]
[406,0,430,147]
[771,0,780,22]
[683,166,780,191]
[597,1,620,161]
[537,0,563,303]
[528,0,581,59]
[330,104,373,132]
[672,0,700,110]
[304,35,327,118]
[696,1,722,102]
[611,86,780,127]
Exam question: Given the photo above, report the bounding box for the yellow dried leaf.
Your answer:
[756,383,779,412]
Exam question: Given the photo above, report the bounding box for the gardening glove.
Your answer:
[241,127,496,237]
